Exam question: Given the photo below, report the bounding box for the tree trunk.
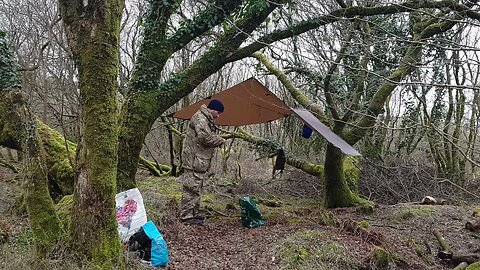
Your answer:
[1,36,62,258]
[323,144,365,208]
[24,119,63,258]
[0,91,62,258]
[59,0,125,266]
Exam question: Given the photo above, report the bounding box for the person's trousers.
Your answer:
[180,170,208,220]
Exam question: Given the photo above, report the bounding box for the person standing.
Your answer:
[179,99,226,225]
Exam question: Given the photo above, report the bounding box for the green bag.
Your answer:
[239,196,265,228]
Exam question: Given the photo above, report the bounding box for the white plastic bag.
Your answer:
[115,188,147,242]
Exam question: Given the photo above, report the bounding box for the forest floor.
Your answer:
[0,167,479,269]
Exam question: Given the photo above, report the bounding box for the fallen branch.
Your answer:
[138,156,171,176]
[255,197,283,207]
[433,229,450,252]
[205,205,230,217]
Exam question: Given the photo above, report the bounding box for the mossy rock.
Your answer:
[473,208,480,217]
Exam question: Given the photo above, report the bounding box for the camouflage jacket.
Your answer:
[182,104,225,172]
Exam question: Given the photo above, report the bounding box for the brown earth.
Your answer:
[1,167,479,269]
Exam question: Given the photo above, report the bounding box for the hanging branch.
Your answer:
[220,128,324,178]
[251,52,328,123]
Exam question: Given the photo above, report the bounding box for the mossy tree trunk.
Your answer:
[59,0,124,266]
[1,92,63,258]
[323,144,358,207]
[1,35,62,258]
[0,92,63,257]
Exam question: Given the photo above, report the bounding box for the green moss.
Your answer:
[265,209,310,224]
[201,193,216,203]
[285,246,310,265]
[409,238,430,263]
[372,246,390,268]
[344,157,360,194]
[281,230,322,268]
[317,240,348,263]
[396,206,435,220]
[89,229,123,269]
[357,220,369,229]
[356,204,376,214]
[279,229,359,269]
[318,211,339,226]
[117,91,162,191]
[139,176,182,200]
[37,122,76,197]
[473,208,480,217]
[55,195,73,235]
[24,146,63,258]
[466,262,480,270]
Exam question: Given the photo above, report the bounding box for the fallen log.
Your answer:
[438,251,480,264]
[433,228,480,265]
[452,253,480,265]
[465,219,480,232]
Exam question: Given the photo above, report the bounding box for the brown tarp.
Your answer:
[169,78,292,126]
[170,78,361,156]
[292,108,361,156]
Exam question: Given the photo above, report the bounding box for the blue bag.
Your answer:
[142,221,169,267]
[302,124,313,138]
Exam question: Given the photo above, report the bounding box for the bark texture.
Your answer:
[0,91,63,258]
[59,0,125,266]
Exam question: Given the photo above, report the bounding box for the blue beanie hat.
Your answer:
[207,99,224,113]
